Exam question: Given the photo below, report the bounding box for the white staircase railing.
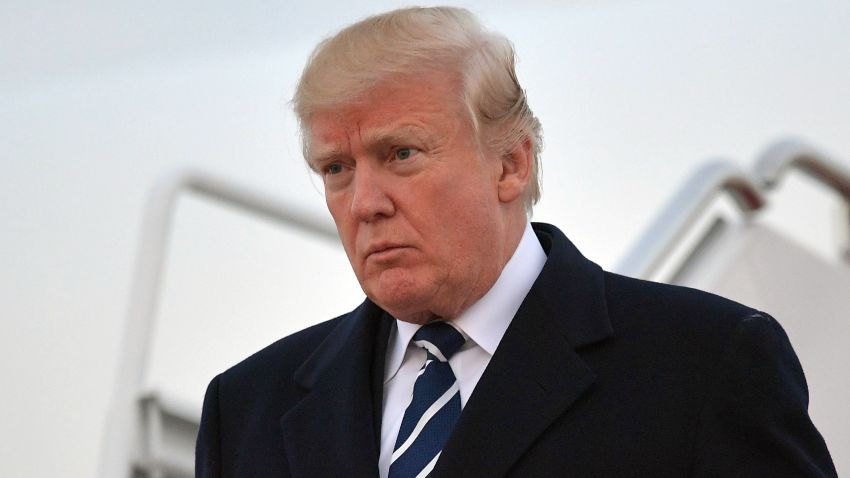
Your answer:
[98,169,337,478]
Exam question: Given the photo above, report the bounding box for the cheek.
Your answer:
[442,191,501,266]
[415,174,496,250]
[326,191,354,232]
[325,196,359,262]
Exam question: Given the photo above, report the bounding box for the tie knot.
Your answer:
[412,321,465,362]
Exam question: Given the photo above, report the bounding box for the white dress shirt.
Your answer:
[378,223,547,477]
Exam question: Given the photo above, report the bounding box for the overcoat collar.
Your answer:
[279,299,391,478]
[430,222,612,476]
[279,223,612,477]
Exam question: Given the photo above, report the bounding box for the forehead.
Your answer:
[306,73,468,157]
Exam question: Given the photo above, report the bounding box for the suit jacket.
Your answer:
[196,222,836,477]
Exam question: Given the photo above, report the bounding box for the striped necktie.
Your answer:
[389,321,466,478]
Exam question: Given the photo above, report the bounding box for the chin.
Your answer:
[369,290,429,321]
[364,278,435,323]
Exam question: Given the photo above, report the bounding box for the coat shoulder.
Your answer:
[596,271,780,379]
[602,271,763,338]
[217,312,349,391]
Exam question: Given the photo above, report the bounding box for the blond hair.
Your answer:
[293,6,543,210]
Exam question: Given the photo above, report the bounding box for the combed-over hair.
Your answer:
[292,6,543,211]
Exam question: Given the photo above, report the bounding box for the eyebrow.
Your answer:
[363,123,430,144]
[307,145,345,170]
[307,122,435,169]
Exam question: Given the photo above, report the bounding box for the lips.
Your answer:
[364,242,408,259]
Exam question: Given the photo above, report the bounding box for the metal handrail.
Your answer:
[98,168,337,478]
[756,138,850,260]
[616,161,767,279]
[756,138,850,200]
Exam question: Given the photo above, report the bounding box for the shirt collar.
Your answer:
[384,222,547,383]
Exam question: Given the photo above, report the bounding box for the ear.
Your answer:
[497,137,533,204]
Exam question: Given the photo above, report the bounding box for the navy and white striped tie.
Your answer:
[389,321,466,478]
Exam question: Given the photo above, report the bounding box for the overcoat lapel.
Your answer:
[279,299,391,478]
[432,223,614,477]
[279,224,611,477]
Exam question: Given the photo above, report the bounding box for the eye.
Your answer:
[394,147,417,161]
[325,163,344,175]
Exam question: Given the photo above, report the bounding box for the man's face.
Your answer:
[308,73,512,324]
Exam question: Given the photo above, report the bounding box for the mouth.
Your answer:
[365,242,409,260]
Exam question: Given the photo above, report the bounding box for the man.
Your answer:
[196,7,836,477]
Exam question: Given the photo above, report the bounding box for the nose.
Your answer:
[349,164,395,222]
